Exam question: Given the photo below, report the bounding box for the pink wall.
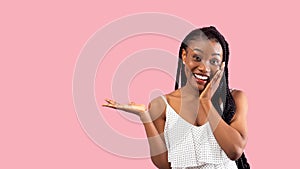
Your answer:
[1,0,300,168]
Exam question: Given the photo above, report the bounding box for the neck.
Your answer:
[180,82,202,98]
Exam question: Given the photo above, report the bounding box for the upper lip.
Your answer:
[193,73,209,77]
[193,73,210,81]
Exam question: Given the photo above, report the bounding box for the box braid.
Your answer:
[174,26,250,169]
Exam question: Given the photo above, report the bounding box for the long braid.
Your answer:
[174,26,250,169]
[175,59,181,90]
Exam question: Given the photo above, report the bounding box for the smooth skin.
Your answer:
[103,39,248,169]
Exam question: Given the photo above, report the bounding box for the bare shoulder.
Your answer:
[231,89,248,109]
[167,89,181,97]
[148,96,167,120]
[230,89,248,123]
[165,89,181,101]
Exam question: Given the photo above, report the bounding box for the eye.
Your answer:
[210,58,221,65]
[192,55,202,62]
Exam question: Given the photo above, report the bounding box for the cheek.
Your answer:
[184,65,191,75]
[210,66,221,76]
[184,65,195,78]
[185,61,198,70]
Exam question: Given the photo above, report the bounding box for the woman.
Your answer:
[103,26,250,169]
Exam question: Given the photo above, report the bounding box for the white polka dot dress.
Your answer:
[161,96,238,169]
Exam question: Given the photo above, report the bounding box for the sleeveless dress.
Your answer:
[161,96,238,169]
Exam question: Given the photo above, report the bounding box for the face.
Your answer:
[182,38,223,91]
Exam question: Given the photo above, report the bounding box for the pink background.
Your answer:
[1,0,300,168]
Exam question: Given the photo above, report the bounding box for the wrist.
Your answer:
[200,99,212,111]
[139,111,152,123]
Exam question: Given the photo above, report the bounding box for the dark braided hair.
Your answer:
[175,26,250,169]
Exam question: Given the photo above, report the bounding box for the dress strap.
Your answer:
[160,95,168,104]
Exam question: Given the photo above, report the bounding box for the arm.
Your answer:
[201,90,248,160]
[103,98,170,169]
[142,97,171,169]
[199,63,248,160]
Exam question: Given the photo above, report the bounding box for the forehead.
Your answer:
[187,38,223,56]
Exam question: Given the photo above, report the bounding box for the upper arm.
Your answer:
[230,90,248,145]
[147,97,171,169]
[148,96,167,134]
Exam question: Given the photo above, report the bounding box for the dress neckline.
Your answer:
[163,96,209,128]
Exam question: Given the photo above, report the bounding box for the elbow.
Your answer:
[226,135,248,161]
[151,161,170,169]
[151,156,170,169]
[226,146,244,161]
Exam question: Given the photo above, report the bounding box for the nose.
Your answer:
[197,62,210,73]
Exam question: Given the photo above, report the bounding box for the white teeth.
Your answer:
[194,74,208,80]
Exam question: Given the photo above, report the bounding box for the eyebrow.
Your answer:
[193,48,221,57]
[212,53,221,57]
[192,48,204,53]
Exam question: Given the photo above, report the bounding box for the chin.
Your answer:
[190,82,205,91]
[197,85,205,91]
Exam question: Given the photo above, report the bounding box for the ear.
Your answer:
[181,48,187,64]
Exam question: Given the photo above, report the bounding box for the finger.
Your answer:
[215,63,225,81]
[208,62,224,84]
[208,71,223,94]
[104,98,112,103]
[221,62,225,70]
[104,98,113,103]
[210,69,221,84]
[105,99,117,105]
[217,68,225,82]
[102,104,117,109]
[215,64,225,84]
[211,74,222,92]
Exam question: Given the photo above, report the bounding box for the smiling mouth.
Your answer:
[193,73,209,81]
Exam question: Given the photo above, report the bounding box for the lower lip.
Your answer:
[194,76,207,85]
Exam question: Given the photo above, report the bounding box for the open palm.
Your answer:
[102,99,147,115]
